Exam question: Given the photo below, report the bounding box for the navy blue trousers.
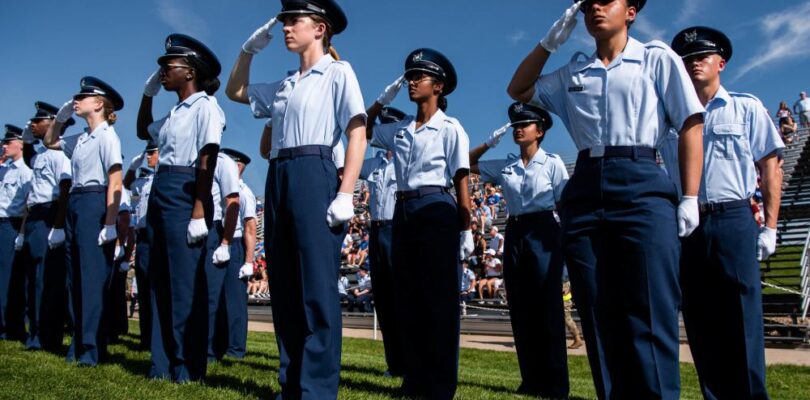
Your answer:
[22,202,67,350]
[681,206,769,400]
[65,189,115,365]
[218,239,247,358]
[108,259,129,341]
[503,212,568,398]
[204,222,226,361]
[135,229,151,349]
[560,156,681,400]
[0,217,25,341]
[369,222,405,376]
[392,192,460,400]
[147,170,211,382]
[265,149,344,400]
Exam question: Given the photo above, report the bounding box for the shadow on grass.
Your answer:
[204,372,278,398]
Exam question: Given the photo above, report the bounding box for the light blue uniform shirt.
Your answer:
[131,171,153,230]
[0,158,33,218]
[700,86,784,203]
[659,129,683,199]
[356,274,372,291]
[211,153,241,222]
[531,37,704,151]
[27,145,72,206]
[332,139,345,169]
[60,121,122,189]
[148,91,225,167]
[234,180,257,239]
[477,148,569,216]
[371,110,471,191]
[460,267,476,292]
[359,154,397,221]
[247,54,367,160]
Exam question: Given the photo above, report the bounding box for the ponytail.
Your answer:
[328,45,340,61]
[101,98,118,125]
[438,95,448,112]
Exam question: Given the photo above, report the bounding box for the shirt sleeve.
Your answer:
[100,129,123,174]
[59,133,82,159]
[655,47,706,133]
[148,117,167,142]
[748,98,786,162]
[445,121,471,176]
[359,157,379,180]
[55,152,72,182]
[530,66,567,117]
[370,122,398,151]
[195,99,225,151]
[241,187,257,220]
[248,81,283,119]
[332,140,346,169]
[218,157,241,198]
[549,157,570,203]
[476,159,506,186]
[333,63,367,133]
[119,188,132,213]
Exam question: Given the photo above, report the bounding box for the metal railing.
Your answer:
[800,226,810,319]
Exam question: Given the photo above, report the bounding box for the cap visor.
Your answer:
[679,49,720,59]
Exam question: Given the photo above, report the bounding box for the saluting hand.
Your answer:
[326,192,355,228]
[128,152,145,173]
[376,76,405,106]
[757,226,777,261]
[242,17,279,55]
[486,123,513,148]
[144,69,162,97]
[22,121,35,144]
[56,100,74,124]
[540,0,584,53]
[677,196,699,237]
[48,228,65,249]
[187,218,209,244]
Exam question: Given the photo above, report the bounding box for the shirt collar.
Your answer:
[85,121,110,138]
[507,147,548,169]
[574,36,644,72]
[179,91,208,107]
[422,109,447,132]
[310,54,335,74]
[708,85,731,108]
[10,157,25,169]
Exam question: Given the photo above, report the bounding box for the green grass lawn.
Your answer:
[1,321,808,399]
[760,245,803,295]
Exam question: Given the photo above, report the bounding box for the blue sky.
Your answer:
[2,0,809,195]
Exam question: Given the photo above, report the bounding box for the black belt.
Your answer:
[276,145,332,160]
[0,217,22,223]
[371,220,393,227]
[70,185,106,194]
[507,210,555,223]
[699,198,750,214]
[29,201,55,211]
[577,146,656,159]
[395,186,449,201]
[157,165,196,175]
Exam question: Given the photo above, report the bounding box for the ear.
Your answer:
[626,4,637,24]
[433,80,445,95]
[717,56,727,72]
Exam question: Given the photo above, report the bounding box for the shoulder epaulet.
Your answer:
[645,40,670,50]
[727,91,762,102]
[570,51,589,63]
[506,153,519,161]
[546,152,560,159]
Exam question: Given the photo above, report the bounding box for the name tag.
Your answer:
[395,133,405,139]
[568,86,584,92]
[501,170,513,176]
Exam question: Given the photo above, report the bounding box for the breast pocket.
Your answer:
[711,123,750,160]
[34,165,54,184]
[2,181,19,199]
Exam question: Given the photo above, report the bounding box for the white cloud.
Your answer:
[633,16,667,42]
[155,0,210,39]
[674,0,699,27]
[508,30,527,46]
[731,1,810,83]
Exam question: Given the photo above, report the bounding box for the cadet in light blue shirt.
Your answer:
[671,26,783,400]
[43,76,125,367]
[360,150,397,222]
[136,33,224,382]
[366,48,472,398]
[507,2,706,398]
[226,3,367,396]
[0,125,33,341]
[470,102,569,396]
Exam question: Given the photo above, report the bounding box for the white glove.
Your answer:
[144,69,162,97]
[757,227,778,261]
[238,263,254,279]
[56,100,74,123]
[212,244,231,264]
[242,17,278,55]
[98,224,118,245]
[114,245,125,261]
[187,218,209,244]
[118,261,130,273]
[128,152,145,172]
[48,228,66,249]
[540,0,584,53]
[486,123,513,148]
[459,230,474,260]
[14,233,24,251]
[677,196,699,238]
[22,122,35,144]
[326,192,355,228]
[376,76,405,106]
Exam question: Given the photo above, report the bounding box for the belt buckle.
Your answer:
[589,146,605,158]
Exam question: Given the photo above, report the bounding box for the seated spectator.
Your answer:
[460,260,477,303]
[488,226,505,257]
[485,186,502,217]
[469,231,487,270]
[338,273,350,304]
[347,267,372,313]
[478,249,503,299]
[780,115,798,144]
[347,231,369,267]
[473,202,493,232]
[776,101,792,125]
